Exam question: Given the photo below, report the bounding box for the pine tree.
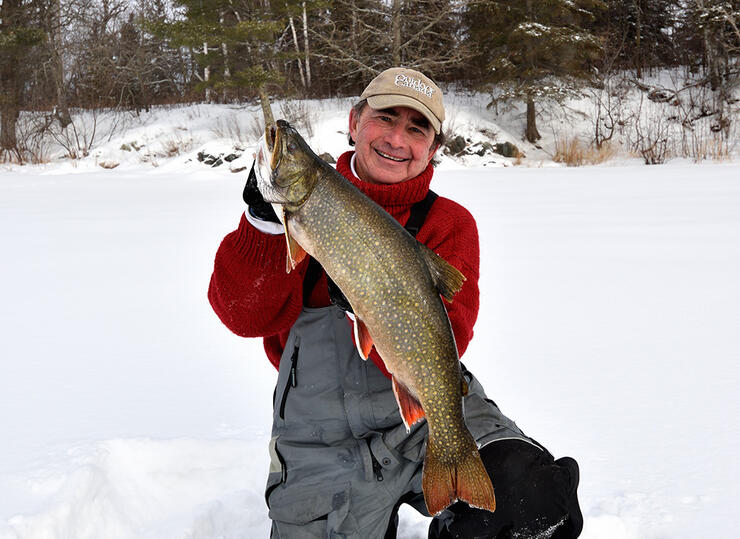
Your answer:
[592,0,680,77]
[0,0,45,159]
[465,0,605,142]
[680,0,740,91]
[155,0,286,103]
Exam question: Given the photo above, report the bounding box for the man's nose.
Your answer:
[385,123,406,147]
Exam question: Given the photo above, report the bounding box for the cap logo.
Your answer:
[394,73,435,99]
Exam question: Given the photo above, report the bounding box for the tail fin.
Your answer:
[422,436,496,516]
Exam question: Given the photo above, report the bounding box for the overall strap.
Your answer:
[303,190,439,306]
[404,190,438,238]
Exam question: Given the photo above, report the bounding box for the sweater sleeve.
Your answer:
[416,199,480,359]
[208,212,307,338]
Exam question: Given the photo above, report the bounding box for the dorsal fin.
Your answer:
[417,244,466,302]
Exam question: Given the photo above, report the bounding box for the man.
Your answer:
[209,67,583,538]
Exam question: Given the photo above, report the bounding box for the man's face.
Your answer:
[349,105,439,185]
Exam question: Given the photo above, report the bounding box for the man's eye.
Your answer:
[379,115,391,122]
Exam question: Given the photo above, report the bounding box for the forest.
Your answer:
[1,0,738,163]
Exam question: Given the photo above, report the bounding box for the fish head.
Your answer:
[255,119,320,212]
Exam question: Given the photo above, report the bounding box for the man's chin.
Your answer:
[367,168,410,185]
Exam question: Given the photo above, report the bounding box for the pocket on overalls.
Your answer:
[265,436,287,505]
[268,479,353,529]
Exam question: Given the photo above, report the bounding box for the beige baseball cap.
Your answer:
[360,67,445,134]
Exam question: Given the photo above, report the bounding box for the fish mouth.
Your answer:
[375,148,409,162]
[264,123,280,171]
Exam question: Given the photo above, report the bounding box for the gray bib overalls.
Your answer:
[266,304,538,538]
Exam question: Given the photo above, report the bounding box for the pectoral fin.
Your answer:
[282,208,306,273]
[417,244,466,301]
[353,317,374,360]
[392,377,426,430]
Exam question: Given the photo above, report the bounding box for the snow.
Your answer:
[1,95,739,538]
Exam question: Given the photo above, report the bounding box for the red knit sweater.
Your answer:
[208,151,480,377]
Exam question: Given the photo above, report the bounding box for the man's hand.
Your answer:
[243,160,280,224]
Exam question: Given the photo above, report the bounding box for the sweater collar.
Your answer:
[335,151,433,208]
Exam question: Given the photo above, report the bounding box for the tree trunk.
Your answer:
[0,0,20,154]
[351,0,359,66]
[48,0,71,128]
[203,42,212,103]
[693,0,720,90]
[391,0,401,65]
[633,0,642,79]
[302,2,311,89]
[525,98,541,142]
[220,11,231,102]
[704,27,720,91]
[0,104,20,154]
[288,12,306,88]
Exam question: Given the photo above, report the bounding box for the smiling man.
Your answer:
[209,67,583,538]
[349,71,443,185]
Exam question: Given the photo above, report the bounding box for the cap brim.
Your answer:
[366,94,441,134]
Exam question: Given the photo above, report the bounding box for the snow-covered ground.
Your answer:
[1,95,739,538]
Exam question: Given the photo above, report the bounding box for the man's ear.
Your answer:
[428,142,440,162]
[349,108,359,140]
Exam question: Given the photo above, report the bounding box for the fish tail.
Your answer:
[422,436,496,516]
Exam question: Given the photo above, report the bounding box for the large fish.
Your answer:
[255,119,495,516]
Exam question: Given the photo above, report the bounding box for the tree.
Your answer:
[0,0,45,159]
[465,0,605,142]
[309,0,468,95]
[682,0,739,91]
[591,0,680,77]
[43,0,72,127]
[156,0,286,103]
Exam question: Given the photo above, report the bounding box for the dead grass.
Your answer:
[212,116,252,145]
[553,136,616,166]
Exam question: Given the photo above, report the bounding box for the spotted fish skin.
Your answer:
[256,120,495,516]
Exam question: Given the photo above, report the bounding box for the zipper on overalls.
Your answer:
[367,440,384,481]
[279,338,300,420]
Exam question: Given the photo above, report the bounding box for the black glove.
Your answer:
[243,161,280,223]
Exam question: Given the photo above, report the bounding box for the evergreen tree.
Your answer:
[592,0,680,77]
[0,0,45,159]
[678,0,739,91]
[155,0,286,103]
[464,0,605,142]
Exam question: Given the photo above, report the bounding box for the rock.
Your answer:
[211,158,224,167]
[648,88,675,103]
[99,160,119,169]
[230,166,248,173]
[224,153,240,162]
[494,142,521,158]
[120,143,132,152]
[200,152,221,165]
[445,135,467,155]
[319,152,336,164]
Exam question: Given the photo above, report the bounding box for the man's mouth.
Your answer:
[375,149,408,162]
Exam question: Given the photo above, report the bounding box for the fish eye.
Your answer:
[287,141,296,152]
